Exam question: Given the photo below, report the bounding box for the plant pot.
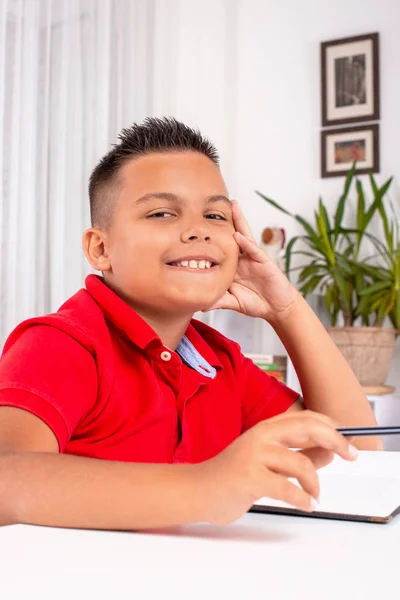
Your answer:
[327,326,397,387]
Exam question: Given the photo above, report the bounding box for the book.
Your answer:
[244,353,287,383]
[250,450,400,524]
[244,353,274,365]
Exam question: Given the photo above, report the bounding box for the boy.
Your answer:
[0,117,380,530]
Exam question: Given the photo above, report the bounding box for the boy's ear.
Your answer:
[82,228,112,272]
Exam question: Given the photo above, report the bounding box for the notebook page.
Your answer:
[320,450,400,479]
[253,451,400,518]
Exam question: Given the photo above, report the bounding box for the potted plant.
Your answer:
[256,164,399,389]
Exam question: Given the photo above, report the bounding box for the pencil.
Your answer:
[337,426,400,437]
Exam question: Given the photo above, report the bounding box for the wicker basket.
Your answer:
[327,326,397,386]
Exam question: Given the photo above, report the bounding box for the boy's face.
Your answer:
[99,151,239,316]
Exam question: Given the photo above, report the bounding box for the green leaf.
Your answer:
[359,263,391,281]
[376,294,392,325]
[289,263,326,272]
[336,255,355,276]
[334,272,353,312]
[331,286,341,326]
[339,228,391,260]
[358,280,392,296]
[319,197,332,235]
[355,294,372,318]
[255,191,292,216]
[333,196,346,244]
[298,262,325,283]
[325,285,333,312]
[316,199,335,263]
[342,243,355,259]
[354,179,367,257]
[356,179,365,230]
[363,175,392,230]
[294,218,334,259]
[369,173,393,200]
[333,161,356,242]
[369,295,386,313]
[395,293,400,330]
[355,270,365,295]
[294,215,320,242]
[369,174,394,253]
[299,275,324,297]
[343,161,357,196]
[288,250,323,259]
[385,294,396,319]
[283,236,302,276]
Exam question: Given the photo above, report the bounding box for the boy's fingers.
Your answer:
[298,447,335,470]
[258,471,317,513]
[234,231,267,263]
[263,446,320,501]
[265,417,358,461]
[202,292,239,313]
[231,200,257,243]
[269,408,338,429]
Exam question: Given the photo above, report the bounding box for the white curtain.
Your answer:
[0,0,242,347]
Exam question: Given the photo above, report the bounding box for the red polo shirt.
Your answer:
[0,275,298,463]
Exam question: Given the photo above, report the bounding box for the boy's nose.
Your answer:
[181,224,212,243]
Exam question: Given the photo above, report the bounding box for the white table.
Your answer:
[1,467,400,600]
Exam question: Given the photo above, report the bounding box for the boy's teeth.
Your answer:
[173,259,213,269]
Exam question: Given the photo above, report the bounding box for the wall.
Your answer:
[2,0,400,357]
[205,0,400,355]
[233,0,400,221]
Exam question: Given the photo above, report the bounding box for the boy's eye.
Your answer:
[147,211,174,219]
[205,213,227,221]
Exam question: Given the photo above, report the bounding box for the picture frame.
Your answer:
[321,123,379,178]
[321,33,379,126]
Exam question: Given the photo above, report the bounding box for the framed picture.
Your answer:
[321,33,379,126]
[321,123,379,178]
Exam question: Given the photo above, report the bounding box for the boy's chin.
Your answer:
[166,293,223,315]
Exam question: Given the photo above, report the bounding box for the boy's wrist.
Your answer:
[0,453,22,526]
[186,462,215,523]
[265,291,307,330]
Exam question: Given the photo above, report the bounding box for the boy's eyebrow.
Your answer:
[134,192,231,207]
[207,195,232,207]
[135,192,179,205]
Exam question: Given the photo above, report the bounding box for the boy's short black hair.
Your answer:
[89,116,219,228]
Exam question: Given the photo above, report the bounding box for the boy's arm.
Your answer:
[271,294,382,449]
[0,451,203,530]
[0,407,202,529]
[0,407,358,529]
[205,201,381,450]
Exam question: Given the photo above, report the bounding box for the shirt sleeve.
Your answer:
[239,355,300,432]
[0,325,98,451]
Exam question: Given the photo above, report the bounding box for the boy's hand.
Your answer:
[194,410,358,526]
[204,200,298,322]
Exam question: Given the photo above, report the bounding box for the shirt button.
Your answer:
[160,350,172,361]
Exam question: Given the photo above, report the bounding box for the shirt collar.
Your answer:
[85,275,223,373]
[184,321,222,370]
[85,275,160,350]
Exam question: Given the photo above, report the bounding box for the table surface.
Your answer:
[2,453,400,600]
[2,512,399,600]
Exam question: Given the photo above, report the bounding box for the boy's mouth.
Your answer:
[166,257,218,270]
[167,260,216,270]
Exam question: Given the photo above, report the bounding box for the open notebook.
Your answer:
[250,450,400,524]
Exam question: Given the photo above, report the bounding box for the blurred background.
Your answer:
[1,0,400,406]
